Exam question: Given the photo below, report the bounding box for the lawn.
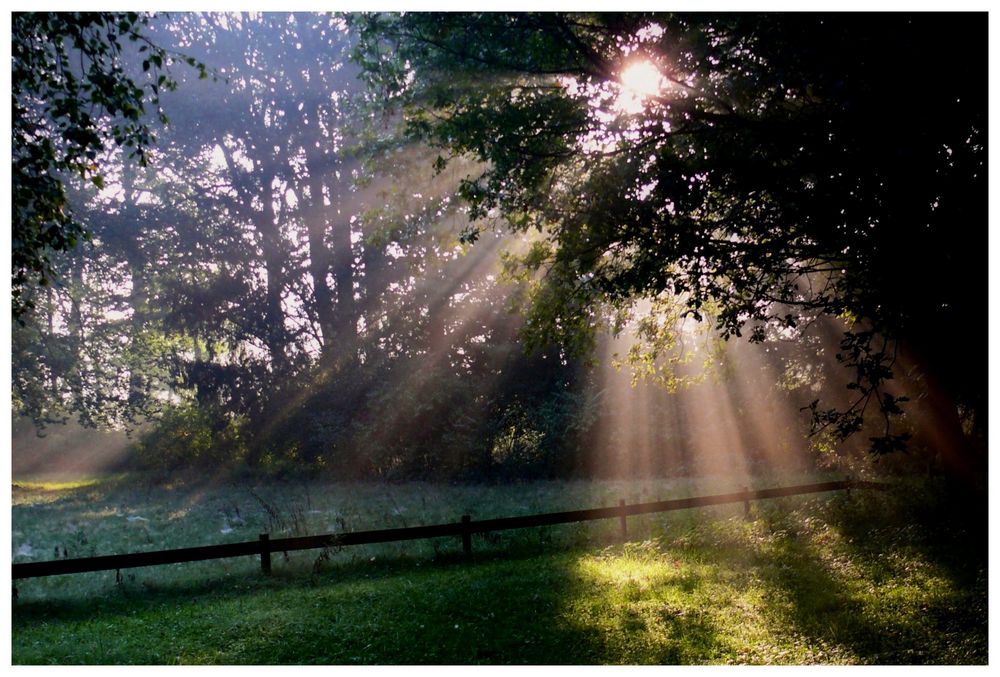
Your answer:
[11,473,987,664]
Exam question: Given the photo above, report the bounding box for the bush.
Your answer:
[133,404,246,471]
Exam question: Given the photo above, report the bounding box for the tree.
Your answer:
[349,13,987,483]
[13,12,599,481]
[11,11,207,321]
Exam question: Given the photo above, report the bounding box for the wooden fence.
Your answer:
[13,479,884,581]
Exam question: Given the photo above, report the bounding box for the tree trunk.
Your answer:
[256,167,289,374]
[303,152,337,356]
[329,214,356,358]
[899,340,986,493]
[121,166,148,416]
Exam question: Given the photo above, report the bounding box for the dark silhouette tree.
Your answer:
[350,13,987,485]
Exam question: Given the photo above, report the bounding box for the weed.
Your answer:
[246,487,307,536]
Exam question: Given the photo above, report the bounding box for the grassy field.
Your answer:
[11,473,987,664]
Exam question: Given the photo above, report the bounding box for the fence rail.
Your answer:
[12,479,885,581]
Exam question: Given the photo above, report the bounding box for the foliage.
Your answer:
[13,13,613,482]
[14,12,984,483]
[348,13,987,464]
[133,404,249,471]
[11,12,204,320]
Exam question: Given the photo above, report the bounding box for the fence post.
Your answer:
[259,533,271,575]
[461,515,472,555]
[619,499,628,539]
[742,486,752,520]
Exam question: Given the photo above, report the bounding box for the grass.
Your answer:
[11,472,987,664]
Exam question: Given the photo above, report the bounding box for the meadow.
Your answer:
[11,472,987,664]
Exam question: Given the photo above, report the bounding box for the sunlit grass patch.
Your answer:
[12,475,125,506]
[14,478,105,491]
[551,487,985,665]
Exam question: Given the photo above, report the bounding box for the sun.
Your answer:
[616,59,665,114]
[620,60,665,97]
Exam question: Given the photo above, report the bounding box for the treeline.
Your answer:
[13,13,955,483]
[10,13,601,480]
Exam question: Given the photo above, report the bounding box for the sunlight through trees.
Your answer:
[11,12,987,489]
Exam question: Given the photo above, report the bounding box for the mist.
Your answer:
[11,12,975,485]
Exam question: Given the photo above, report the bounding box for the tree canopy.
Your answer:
[11,12,987,486]
[349,13,987,477]
[11,12,210,320]
[12,13,604,480]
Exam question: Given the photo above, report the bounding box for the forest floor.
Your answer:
[10,472,987,664]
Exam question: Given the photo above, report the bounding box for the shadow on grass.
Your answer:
[736,485,987,664]
[12,535,721,664]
